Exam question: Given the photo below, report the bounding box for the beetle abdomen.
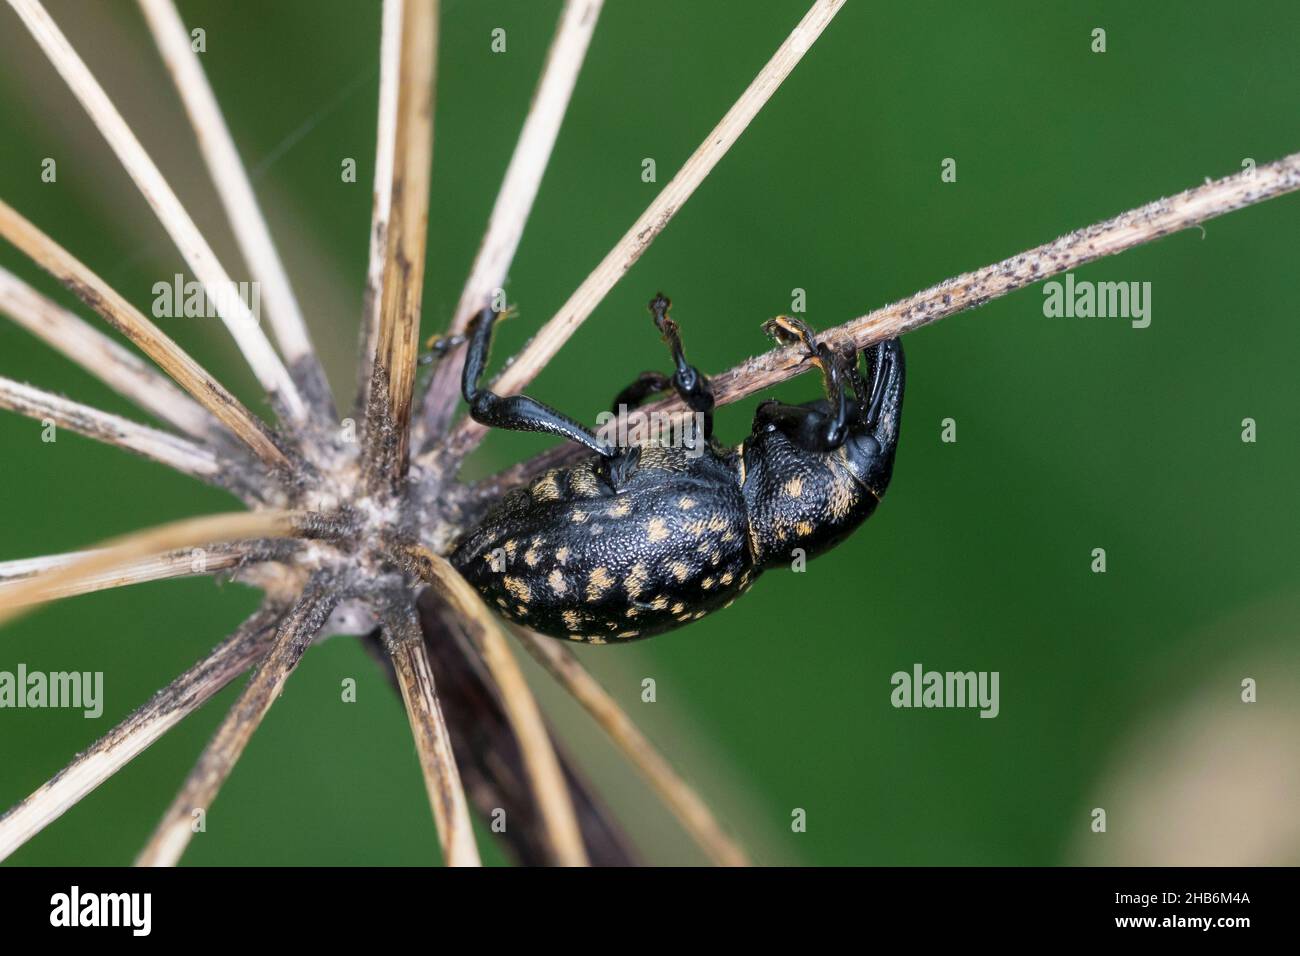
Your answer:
[451,452,757,642]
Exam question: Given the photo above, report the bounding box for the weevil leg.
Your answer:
[840,343,871,426]
[649,294,715,440]
[610,370,671,414]
[418,332,467,366]
[462,306,614,458]
[755,315,851,452]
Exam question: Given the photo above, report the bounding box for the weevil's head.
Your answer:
[739,338,904,568]
[835,337,905,497]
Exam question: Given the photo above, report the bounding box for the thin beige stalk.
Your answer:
[637,150,1300,419]
[0,199,291,470]
[416,0,604,443]
[473,149,1300,490]
[0,543,269,602]
[382,599,481,866]
[0,509,334,626]
[136,0,326,400]
[395,544,588,865]
[135,582,339,866]
[0,265,214,439]
[0,375,220,480]
[514,627,749,866]
[441,0,846,460]
[365,0,437,486]
[356,0,404,408]
[0,608,280,862]
[7,0,308,423]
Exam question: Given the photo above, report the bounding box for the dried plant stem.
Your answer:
[0,509,339,626]
[0,266,215,439]
[356,0,404,409]
[136,581,339,866]
[0,199,291,470]
[0,375,221,480]
[641,150,1300,418]
[381,599,481,866]
[441,0,847,460]
[365,0,437,486]
[513,627,749,867]
[136,0,329,410]
[474,149,1300,490]
[406,593,641,865]
[0,543,264,603]
[416,0,604,443]
[6,0,308,424]
[396,544,588,865]
[0,608,280,862]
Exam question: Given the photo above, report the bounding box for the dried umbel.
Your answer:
[1,0,1297,866]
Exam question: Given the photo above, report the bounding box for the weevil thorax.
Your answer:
[740,337,905,568]
[739,427,882,568]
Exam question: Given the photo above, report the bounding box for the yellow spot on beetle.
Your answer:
[679,497,697,510]
[647,517,669,542]
[784,476,804,498]
[503,576,531,603]
[586,566,614,602]
[548,569,567,595]
[668,561,690,582]
[828,474,857,520]
[570,467,600,498]
[555,546,570,564]
[531,473,561,501]
[625,562,648,598]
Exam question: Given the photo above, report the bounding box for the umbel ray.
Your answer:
[1,0,1298,866]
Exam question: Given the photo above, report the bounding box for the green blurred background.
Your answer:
[1,0,1297,866]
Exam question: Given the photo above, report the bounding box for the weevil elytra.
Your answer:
[451,295,904,643]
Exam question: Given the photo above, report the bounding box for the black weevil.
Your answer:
[451,295,904,643]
